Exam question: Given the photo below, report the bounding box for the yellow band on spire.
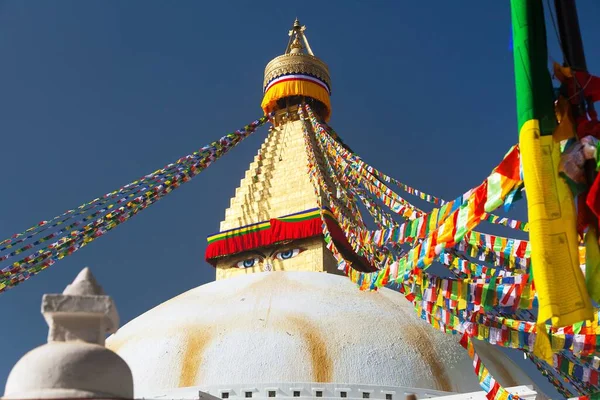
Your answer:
[261,78,331,121]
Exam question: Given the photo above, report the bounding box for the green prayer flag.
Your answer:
[511,0,556,135]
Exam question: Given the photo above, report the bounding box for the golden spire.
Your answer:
[208,19,340,279]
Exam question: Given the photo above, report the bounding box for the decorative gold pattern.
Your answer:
[263,20,331,91]
[263,53,331,90]
[290,36,303,51]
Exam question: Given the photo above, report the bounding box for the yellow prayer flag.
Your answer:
[520,122,594,361]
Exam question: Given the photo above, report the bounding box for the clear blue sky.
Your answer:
[1,1,599,397]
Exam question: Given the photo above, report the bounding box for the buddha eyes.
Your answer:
[236,257,261,269]
[275,248,301,260]
[234,248,303,268]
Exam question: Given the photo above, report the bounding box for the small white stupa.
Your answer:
[3,267,134,399]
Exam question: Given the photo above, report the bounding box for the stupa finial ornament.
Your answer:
[286,18,312,55]
[261,19,332,120]
[289,36,304,54]
[63,266,105,296]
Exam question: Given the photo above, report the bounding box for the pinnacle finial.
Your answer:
[288,18,305,37]
[63,267,105,296]
[286,18,313,56]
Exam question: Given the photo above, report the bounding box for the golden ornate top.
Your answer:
[263,19,331,91]
[289,36,303,53]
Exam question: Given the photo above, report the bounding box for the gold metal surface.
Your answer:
[264,20,330,91]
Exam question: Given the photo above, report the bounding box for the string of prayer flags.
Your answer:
[0,115,271,294]
[316,118,530,276]
[311,107,532,287]
[484,213,530,232]
[404,280,600,398]
[300,103,600,397]
[315,125,424,219]
[381,146,522,280]
[305,103,526,293]
[460,334,522,399]
[300,111,353,274]
[322,123,529,233]
[528,354,578,398]
[553,353,600,394]
[303,109,386,273]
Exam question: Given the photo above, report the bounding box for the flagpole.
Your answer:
[553,0,587,71]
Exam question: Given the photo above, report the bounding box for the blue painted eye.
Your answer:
[236,257,260,268]
[275,249,301,260]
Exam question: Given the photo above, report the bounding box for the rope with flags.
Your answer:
[299,101,600,398]
[3,106,599,397]
[0,115,271,294]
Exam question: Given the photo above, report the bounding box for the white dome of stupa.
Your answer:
[106,271,530,397]
[105,21,534,399]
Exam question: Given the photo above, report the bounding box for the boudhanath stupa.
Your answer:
[3,19,543,400]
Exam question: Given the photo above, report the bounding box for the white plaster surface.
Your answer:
[42,294,119,345]
[3,342,133,399]
[42,266,119,345]
[106,271,532,397]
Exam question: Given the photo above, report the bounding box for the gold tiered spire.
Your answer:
[212,111,339,280]
[206,20,342,280]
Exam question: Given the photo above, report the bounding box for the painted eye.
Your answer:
[236,257,260,268]
[275,248,301,260]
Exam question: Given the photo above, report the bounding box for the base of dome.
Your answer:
[4,342,133,400]
[140,382,538,400]
[2,387,127,399]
